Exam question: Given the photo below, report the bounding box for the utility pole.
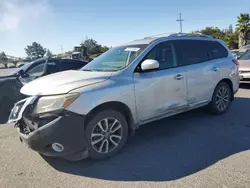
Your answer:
[176,13,184,33]
[60,45,64,54]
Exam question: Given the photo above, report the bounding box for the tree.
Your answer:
[65,51,73,58]
[198,26,239,49]
[46,49,53,57]
[100,46,109,53]
[224,32,239,49]
[25,42,46,59]
[229,24,233,33]
[200,27,226,40]
[80,38,102,56]
[0,52,8,68]
[236,13,250,48]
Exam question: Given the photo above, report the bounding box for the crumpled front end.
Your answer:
[9,96,89,160]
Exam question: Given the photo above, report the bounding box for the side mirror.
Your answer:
[18,69,29,78]
[141,59,159,71]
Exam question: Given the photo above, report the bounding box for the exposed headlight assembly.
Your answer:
[32,93,80,114]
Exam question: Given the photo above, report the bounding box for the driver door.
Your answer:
[133,41,187,122]
[21,60,57,83]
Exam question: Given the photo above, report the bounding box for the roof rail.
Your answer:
[143,32,214,40]
[169,32,214,38]
[143,33,174,39]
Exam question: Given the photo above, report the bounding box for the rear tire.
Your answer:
[207,82,231,115]
[85,109,128,159]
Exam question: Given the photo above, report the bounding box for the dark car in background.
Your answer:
[0,57,89,123]
[8,57,88,83]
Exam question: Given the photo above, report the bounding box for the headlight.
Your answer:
[32,93,80,114]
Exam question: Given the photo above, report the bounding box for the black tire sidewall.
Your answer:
[210,82,231,114]
[85,109,128,159]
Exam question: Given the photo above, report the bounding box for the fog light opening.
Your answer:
[52,143,64,152]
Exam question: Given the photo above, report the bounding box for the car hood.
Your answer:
[238,60,250,71]
[21,70,112,96]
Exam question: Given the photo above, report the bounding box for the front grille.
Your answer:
[17,116,58,135]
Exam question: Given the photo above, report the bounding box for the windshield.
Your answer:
[82,44,147,71]
[8,62,32,76]
[239,51,250,60]
[8,58,48,76]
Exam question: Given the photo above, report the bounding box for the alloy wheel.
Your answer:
[91,117,123,154]
[215,86,229,112]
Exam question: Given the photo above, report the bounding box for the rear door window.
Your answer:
[177,40,209,66]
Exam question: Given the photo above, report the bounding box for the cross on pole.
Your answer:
[176,13,184,34]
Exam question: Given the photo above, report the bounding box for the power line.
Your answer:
[176,13,184,34]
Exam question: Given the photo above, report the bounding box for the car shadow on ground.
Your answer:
[240,82,250,89]
[43,97,250,182]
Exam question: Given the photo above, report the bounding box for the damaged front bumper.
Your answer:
[9,97,88,160]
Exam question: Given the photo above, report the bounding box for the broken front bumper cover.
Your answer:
[9,97,88,159]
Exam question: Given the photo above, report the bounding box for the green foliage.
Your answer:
[236,14,250,33]
[0,52,8,68]
[80,38,109,56]
[224,32,239,49]
[46,49,53,57]
[199,26,239,49]
[64,51,73,58]
[25,42,46,59]
[200,27,226,40]
[236,13,250,48]
[228,24,233,33]
[100,46,109,53]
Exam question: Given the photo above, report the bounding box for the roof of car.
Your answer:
[241,45,250,49]
[120,33,217,46]
[59,58,88,63]
[33,57,88,63]
[232,49,248,52]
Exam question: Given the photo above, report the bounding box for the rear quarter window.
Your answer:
[209,41,228,59]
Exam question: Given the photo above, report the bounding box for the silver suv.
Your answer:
[9,34,240,161]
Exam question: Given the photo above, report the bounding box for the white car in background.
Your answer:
[231,49,249,59]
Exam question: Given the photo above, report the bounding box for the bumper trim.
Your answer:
[17,113,87,158]
[19,116,62,138]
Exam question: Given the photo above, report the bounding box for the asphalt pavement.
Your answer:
[1,84,250,188]
[0,68,18,77]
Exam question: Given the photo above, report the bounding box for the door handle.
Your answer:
[212,67,219,72]
[174,74,184,80]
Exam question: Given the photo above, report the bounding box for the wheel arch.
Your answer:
[84,101,136,135]
[215,78,234,101]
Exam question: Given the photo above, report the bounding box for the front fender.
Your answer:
[66,78,138,124]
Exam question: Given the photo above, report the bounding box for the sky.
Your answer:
[0,0,249,57]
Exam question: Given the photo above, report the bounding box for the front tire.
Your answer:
[85,109,128,159]
[208,82,231,115]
